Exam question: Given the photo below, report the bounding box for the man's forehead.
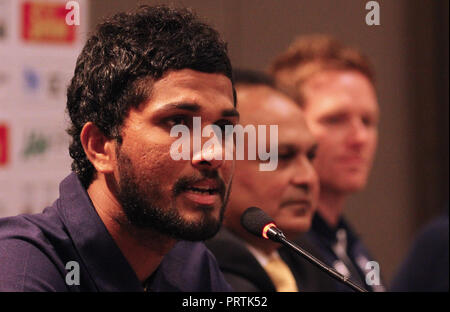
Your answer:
[303,70,376,99]
[237,88,316,147]
[280,116,316,142]
[302,71,379,113]
[237,85,303,123]
[156,69,232,93]
[303,89,379,117]
[145,69,235,112]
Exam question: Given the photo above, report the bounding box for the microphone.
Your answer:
[241,206,368,293]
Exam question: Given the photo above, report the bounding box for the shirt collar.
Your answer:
[311,212,358,248]
[57,173,143,291]
[245,243,280,267]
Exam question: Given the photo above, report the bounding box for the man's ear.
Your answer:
[80,122,116,174]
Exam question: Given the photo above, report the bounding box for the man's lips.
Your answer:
[181,179,221,206]
[338,155,366,164]
[189,179,220,191]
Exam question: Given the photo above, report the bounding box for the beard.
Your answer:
[115,149,230,241]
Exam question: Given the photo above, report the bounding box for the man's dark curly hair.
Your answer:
[66,5,235,188]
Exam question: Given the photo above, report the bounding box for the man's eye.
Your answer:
[215,120,235,132]
[307,149,316,161]
[165,116,189,127]
[362,116,377,127]
[323,115,346,124]
[279,152,295,161]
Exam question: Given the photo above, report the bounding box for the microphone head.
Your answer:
[240,206,277,239]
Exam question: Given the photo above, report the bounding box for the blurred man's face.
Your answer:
[301,70,379,194]
[225,86,319,239]
[113,69,237,241]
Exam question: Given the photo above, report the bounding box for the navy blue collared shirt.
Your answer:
[0,173,232,292]
[302,213,385,292]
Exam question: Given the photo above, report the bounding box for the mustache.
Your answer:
[173,171,226,200]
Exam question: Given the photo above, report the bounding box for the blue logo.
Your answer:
[23,68,40,92]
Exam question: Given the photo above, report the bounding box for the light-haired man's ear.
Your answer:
[80,122,116,174]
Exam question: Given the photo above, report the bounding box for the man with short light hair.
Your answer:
[270,34,385,291]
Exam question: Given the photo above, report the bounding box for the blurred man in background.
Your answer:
[206,70,336,291]
[390,207,449,292]
[270,35,384,291]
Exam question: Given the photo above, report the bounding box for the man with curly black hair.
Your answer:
[0,5,238,292]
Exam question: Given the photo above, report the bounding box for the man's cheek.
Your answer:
[144,152,181,181]
[223,160,235,181]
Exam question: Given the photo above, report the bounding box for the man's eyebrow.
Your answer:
[279,142,318,153]
[155,102,201,114]
[154,103,238,117]
[221,108,240,118]
[278,143,297,152]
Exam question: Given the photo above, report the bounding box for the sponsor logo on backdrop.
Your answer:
[0,0,11,41]
[22,131,49,159]
[21,1,76,43]
[47,71,64,98]
[22,67,69,100]
[21,128,67,161]
[0,124,9,166]
[0,14,6,40]
[0,71,10,97]
[23,67,40,93]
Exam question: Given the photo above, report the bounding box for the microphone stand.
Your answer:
[266,227,368,293]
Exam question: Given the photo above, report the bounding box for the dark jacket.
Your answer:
[206,227,337,292]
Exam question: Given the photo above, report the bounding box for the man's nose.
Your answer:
[346,118,370,146]
[290,157,319,192]
[191,137,226,170]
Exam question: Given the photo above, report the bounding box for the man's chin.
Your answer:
[323,173,369,193]
[172,201,225,240]
[179,205,222,222]
[171,220,222,241]
[281,219,312,238]
[339,180,368,193]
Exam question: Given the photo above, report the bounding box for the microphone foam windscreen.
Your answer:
[240,206,274,238]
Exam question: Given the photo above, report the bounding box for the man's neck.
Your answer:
[316,187,348,228]
[87,175,176,283]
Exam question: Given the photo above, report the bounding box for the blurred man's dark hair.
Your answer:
[233,68,276,88]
